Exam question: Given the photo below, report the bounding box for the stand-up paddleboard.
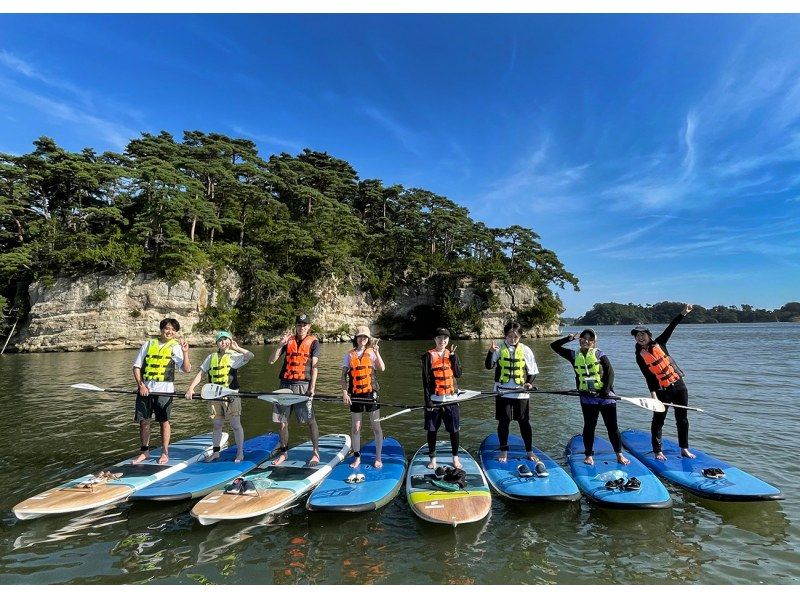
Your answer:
[130,432,280,501]
[479,434,580,502]
[191,434,350,525]
[620,429,782,501]
[13,432,224,520]
[307,437,406,512]
[565,434,672,509]
[406,441,491,527]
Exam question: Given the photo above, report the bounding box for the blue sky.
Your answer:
[1,13,798,317]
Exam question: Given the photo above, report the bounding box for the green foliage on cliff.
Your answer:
[577,301,799,324]
[0,132,579,335]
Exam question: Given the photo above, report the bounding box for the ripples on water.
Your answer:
[0,323,798,584]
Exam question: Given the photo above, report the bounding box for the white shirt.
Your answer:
[133,339,185,393]
[489,342,539,398]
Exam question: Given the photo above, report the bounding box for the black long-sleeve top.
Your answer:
[421,350,463,408]
[635,312,685,393]
[550,336,615,401]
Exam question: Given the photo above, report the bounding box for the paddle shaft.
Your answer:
[71,384,227,402]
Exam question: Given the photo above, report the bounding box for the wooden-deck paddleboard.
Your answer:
[13,432,223,520]
[191,433,350,525]
[405,442,491,527]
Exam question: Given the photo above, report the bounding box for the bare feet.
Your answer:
[616,453,630,466]
[157,452,169,465]
[350,455,361,468]
[655,451,667,462]
[427,458,437,469]
[526,451,538,461]
[307,452,320,467]
[498,451,508,463]
[584,455,594,466]
[205,452,220,463]
[272,452,287,466]
[132,452,149,465]
[234,454,244,464]
[374,459,383,469]
[452,456,463,469]
[681,449,696,459]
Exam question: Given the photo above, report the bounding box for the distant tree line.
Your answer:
[0,132,579,338]
[576,301,800,325]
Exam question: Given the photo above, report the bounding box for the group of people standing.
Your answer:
[130,305,697,470]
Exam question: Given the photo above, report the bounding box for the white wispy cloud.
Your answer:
[361,105,425,157]
[229,126,306,153]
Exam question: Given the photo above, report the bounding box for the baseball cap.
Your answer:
[434,327,450,338]
[296,314,311,325]
[215,330,232,342]
[630,326,652,336]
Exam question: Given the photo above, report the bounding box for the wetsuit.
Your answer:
[550,336,623,456]
[635,313,690,453]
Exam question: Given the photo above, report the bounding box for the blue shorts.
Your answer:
[424,404,460,433]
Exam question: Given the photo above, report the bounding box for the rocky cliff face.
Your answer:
[11,272,559,352]
[14,273,239,352]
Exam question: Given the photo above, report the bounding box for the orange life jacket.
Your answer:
[281,335,316,381]
[428,349,455,395]
[347,349,376,395]
[640,343,681,388]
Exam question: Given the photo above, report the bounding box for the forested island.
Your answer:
[0,132,579,344]
[576,301,800,325]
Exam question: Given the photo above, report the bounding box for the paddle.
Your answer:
[70,382,228,402]
[660,402,733,422]
[377,388,501,422]
[199,383,414,409]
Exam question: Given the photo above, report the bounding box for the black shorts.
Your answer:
[134,393,173,423]
[424,404,460,433]
[350,393,380,413]
[495,396,530,423]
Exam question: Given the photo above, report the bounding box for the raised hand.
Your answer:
[682,304,693,316]
[490,340,499,352]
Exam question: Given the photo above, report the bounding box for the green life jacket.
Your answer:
[142,338,178,382]
[574,348,604,392]
[498,344,527,384]
[209,351,234,387]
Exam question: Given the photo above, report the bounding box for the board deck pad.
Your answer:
[479,434,580,502]
[130,432,280,501]
[13,432,223,520]
[621,429,782,501]
[565,434,672,509]
[406,441,491,526]
[190,433,350,525]
[307,437,406,512]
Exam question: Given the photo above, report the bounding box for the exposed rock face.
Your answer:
[12,272,559,352]
[14,273,239,352]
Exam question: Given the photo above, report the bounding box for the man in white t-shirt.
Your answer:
[132,318,191,465]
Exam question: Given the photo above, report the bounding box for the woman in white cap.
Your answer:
[632,304,695,461]
[185,331,254,463]
[341,325,386,468]
[550,328,629,466]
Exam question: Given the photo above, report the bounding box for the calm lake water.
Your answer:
[1,323,799,584]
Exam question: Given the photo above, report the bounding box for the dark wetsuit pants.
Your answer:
[652,379,690,452]
[580,401,623,456]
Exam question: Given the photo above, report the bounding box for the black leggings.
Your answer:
[497,419,533,452]
[428,430,459,457]
[652,380,690,452]
[580,401,623,456]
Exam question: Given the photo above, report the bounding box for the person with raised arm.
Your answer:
[269,314,321,466]
[421,328,463,469]
[341,325,386,468]
[550,328,630,466]
[132,318,191,465]
[184,331,254,463]
[485,320,547,475]
[632,304,696,461]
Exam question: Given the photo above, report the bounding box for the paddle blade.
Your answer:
[70,383,106,392]
[201,383,238,400]
[377,408,412,422]
[256,390,308,406]
[616,395,666,413]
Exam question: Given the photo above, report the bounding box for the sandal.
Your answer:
[355,473,366,483]
[346,473,358,484]
[623,477,641,491]
[702,467,725,479]
[604,478,625,490]
[517,464,533,478]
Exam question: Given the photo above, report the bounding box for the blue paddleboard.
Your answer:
[479,434,580,502]
[565,434,672,509]
[130,432,280,501]
[307,437,406,512]
[621,429,782,501]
